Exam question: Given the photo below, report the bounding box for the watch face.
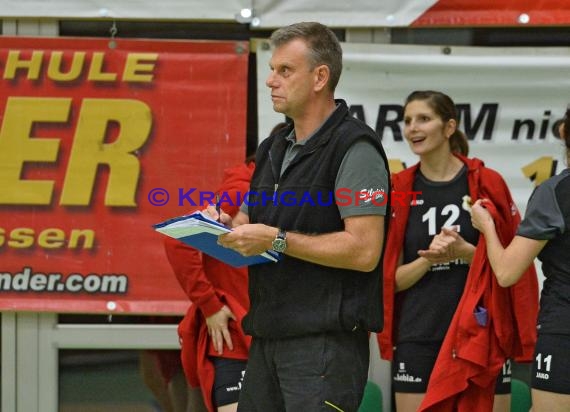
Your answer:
[272,238,287,253]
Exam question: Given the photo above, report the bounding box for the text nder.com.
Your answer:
[0,266,128,294]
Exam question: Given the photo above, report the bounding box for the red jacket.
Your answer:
[377,155,538,410]
[164,162,254,412]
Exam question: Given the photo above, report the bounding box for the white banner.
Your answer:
[258,42,570,216]
[251,0,437,28]
[0,0,249,19]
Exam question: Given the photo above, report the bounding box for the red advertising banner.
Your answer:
[412,0,570,27]
[0,37,249,314]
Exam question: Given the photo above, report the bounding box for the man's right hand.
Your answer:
[204,205,233,226]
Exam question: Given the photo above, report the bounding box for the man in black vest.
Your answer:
[216,21,390,412]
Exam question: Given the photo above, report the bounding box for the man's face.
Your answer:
[266,39,316,119]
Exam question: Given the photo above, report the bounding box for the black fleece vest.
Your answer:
[243,100,390,338]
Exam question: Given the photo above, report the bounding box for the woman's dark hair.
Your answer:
[246,121,291,164]
[404,90,469,156]
[560,104,570,164]
[270,121,290,135]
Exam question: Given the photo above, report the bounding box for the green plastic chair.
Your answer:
[358,380,383,412]
[511,378,532,412]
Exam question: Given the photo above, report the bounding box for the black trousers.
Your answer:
[237,330,369,412]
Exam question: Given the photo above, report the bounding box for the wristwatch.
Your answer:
[271,228,287,253]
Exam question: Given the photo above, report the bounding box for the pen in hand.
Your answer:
[215,193,221,222]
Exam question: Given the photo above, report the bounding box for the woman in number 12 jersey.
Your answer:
[378,90,539,412]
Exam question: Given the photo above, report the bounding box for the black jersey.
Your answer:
[397,166,479,343]
[517,168,570,336]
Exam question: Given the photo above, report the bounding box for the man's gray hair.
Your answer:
[270,22,343,92]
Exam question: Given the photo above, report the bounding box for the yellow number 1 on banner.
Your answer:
[522,156,558,187]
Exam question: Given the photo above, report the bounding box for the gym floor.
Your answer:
[59,350,160,412]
